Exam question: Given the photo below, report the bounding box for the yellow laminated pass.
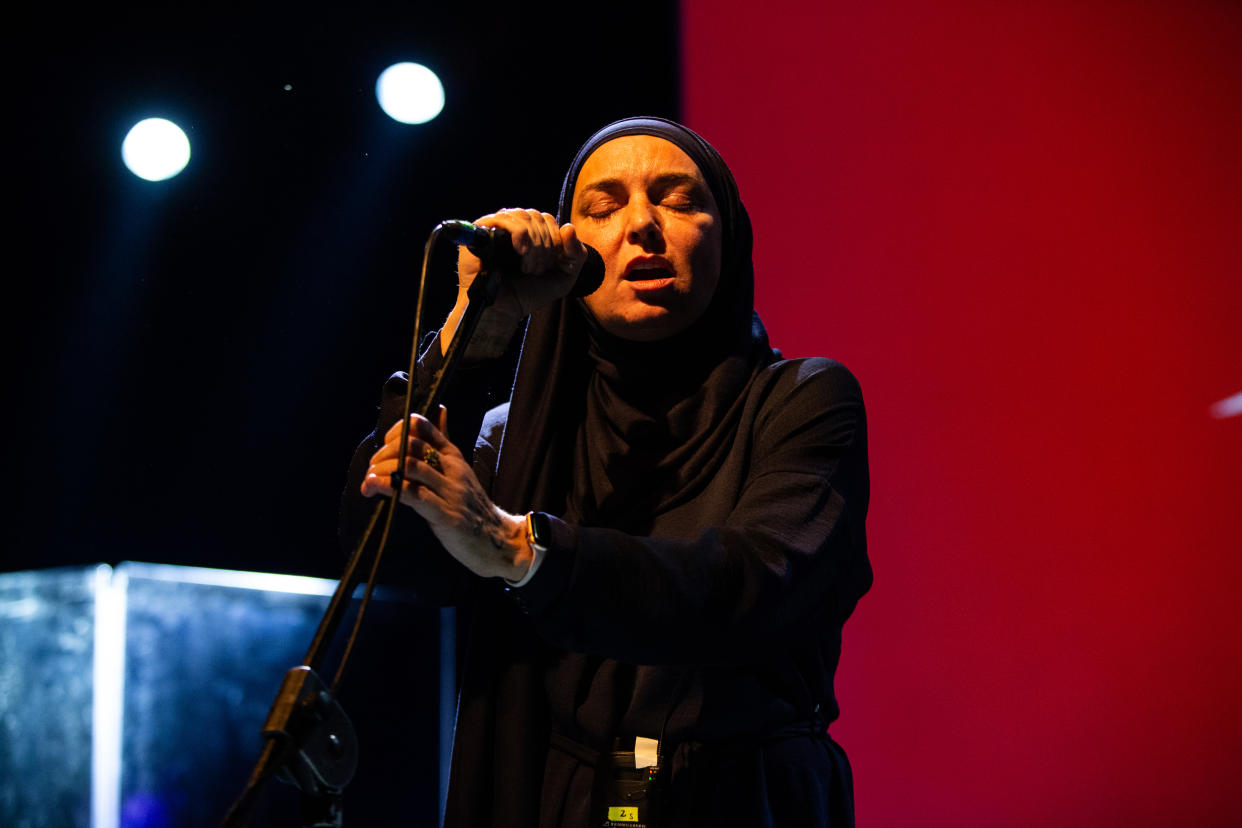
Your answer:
[607,806,639,822]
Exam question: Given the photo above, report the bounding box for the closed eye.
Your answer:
[651,173,709,212]
[661,192,697,211]
[581,198,622,220]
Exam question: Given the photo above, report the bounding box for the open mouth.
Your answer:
[624,261,675,289]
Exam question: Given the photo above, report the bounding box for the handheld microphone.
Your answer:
[440,220,605,297]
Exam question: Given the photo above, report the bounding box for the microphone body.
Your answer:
[441,220,604,297]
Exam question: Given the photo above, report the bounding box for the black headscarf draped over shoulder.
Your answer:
[489,117,776,530]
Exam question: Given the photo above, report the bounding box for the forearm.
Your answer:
[510,501,867,666]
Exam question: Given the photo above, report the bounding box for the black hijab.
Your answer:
[489,116,775,531]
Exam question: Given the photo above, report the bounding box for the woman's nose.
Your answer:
[625,199,662,247]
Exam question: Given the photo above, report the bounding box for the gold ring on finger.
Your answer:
[422,445,442,472]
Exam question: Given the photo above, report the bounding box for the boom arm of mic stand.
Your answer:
[220,265,502,827]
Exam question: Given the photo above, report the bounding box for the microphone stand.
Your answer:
[220,228,505,828]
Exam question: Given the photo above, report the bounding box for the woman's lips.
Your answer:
[626,273,675,292]
[623,265,675,292]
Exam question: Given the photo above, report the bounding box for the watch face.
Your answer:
[528,511,551,551]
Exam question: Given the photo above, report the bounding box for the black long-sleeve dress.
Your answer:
[340,116,872,828]
[340,335,870,828]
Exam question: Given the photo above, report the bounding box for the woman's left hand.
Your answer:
[361,407,533,581]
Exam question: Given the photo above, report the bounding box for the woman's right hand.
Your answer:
[444,208,586,359]
[459,208,586,314]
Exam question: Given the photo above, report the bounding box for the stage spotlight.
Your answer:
[121,118,191,181]
[376,62,445,124]
[1210,390,1242,419]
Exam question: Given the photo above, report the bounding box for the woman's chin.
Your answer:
[597,309,690,342]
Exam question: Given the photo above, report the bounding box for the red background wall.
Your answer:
[682,2,1242,824]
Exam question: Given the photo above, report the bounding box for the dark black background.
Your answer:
[8,4,680,579]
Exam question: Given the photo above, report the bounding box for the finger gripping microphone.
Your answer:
[441,220,604,297]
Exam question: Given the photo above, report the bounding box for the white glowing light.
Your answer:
[1209,390,1242,419]
[376,62,445,124]
[121,562,337,596]
[91,564,127,828]
[121,118,191,181]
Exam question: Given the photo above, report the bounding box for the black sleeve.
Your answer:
[337,331,520,605]
[507,359,872,666]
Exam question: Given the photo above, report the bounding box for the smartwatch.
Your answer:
[525,511,551,554]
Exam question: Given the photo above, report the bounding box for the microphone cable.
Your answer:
[328,220,444,694]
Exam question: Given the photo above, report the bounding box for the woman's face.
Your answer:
[570,135,722,341]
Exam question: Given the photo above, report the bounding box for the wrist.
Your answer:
[503,511,550,587]
[501,510,534,582]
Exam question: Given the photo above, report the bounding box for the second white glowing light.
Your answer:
[376,62,445,124]
[121,118,191,181]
